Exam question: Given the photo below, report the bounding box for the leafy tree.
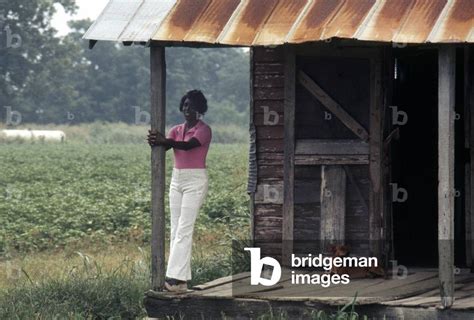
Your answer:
[1,2,250,126]
[0,0,77,121]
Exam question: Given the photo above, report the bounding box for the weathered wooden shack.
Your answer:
[84,0,474,317]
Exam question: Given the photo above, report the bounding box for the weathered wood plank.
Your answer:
[438,46,456,308]
[344,165,369,213]
[285,278,387,301]
[253,47,284,62]
[295,203,321,215]
[257,126,284,140]
[467,46,474,269]
[364,276,440,303]
[383,275,474,307]
[255,112,284,126]
[144,294,474,319]
[257,139,284,153]
[295,155,369,165]
[295,139,369,155]
[295,43,381,59]
[320,166,346,249]
[258,165,283,179]
[254,63,284,75]
[255,74,285,88]
[192,272,251,291]
[282,47,296,267]
[255,183,283,204]
[295,166,321,180]
[255,87,285,100]
[258,152,284,164]
[295,181,322,204]
[359,272,438,298]
[466,162,471,267]
[255,229,283,241]
[382,46,394,270]
[245,273,332,299]
[450,297,474,310]
[368,53,383,260]
[297,70,370,142]
[255,216,283,228]
[254,100,284,114]
[296,125,362,140]
[150,46,166,291]
[254,204,282,216]
[249,47,255,242]
[255,180,320,204]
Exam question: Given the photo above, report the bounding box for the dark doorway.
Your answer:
[391,48,439,267]
[391,47,466,267]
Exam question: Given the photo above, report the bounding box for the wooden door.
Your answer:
[289,44,389,261]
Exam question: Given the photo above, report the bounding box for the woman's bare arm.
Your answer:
[148,130,201,151]
[164,137,201,150]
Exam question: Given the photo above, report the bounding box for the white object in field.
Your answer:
[1,129,66,142]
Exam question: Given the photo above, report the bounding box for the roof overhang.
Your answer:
[83,0,474,47]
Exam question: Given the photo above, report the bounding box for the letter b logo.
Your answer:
[245,247,282,286]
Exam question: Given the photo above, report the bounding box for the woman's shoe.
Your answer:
[164,278,188,293]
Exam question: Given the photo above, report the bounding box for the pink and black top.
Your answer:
[166,120,212,169]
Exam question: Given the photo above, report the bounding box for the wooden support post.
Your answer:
[382,46,395,266]
[320,165,346,250]
[369,54,384,259]
[466,46,474,269]
[438,46,456,308]
[249,47,256,242]
[282,46,295,266]
[150,46,166,291]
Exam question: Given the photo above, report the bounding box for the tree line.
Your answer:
[0,0,250,126]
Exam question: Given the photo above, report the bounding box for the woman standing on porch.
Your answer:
[147,89,212,292]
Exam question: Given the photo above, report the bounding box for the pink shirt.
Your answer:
[167,120,212,169]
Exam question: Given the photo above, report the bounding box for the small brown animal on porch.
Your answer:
[329,244,385,279]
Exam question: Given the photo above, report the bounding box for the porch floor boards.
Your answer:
[145,268,474,318]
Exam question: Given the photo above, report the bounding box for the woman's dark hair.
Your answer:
[179,90,208,115]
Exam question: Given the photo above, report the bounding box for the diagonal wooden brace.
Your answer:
[298,70,370,142]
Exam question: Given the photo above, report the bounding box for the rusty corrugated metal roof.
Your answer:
[83,0,474,45]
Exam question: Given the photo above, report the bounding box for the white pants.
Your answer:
[166,168,208,281]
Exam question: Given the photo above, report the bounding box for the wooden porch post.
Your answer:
[282,46,295,266]
[466,46,474,269]
[249,47,256,242]
[150,45,166,291]
[438,46,455,308]
[369,53,384,259]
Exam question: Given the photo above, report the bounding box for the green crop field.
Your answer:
[0,140,250,254]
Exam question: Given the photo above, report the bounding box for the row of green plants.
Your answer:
[0,142,250,255]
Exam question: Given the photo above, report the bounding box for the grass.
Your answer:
[0,239,250,319]
[256,293,369,320]
[0,245,149,319]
